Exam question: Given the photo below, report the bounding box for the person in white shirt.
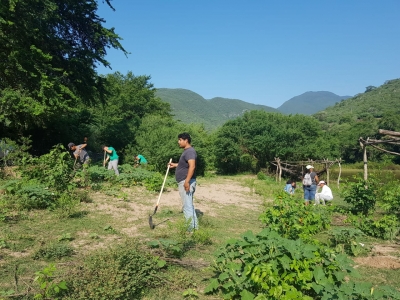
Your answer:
[314,181,333,205]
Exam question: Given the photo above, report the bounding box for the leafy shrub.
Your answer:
[52,192,80,218]
[342,178,377,216]
[328,228,371,256]
[148,239,183,258]
[33,243,74,260]
[350,214,400,240]
[33,264,68,299]
[66,241,166,300]
[259,192,331,239]
[256,172,267,180]
[144,172,163,191]
[380,183,400,214]
[20,145,75,192]
[1,179,55,209]
[205,228,384,299]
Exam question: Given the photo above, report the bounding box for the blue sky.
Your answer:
[96,0,400,108]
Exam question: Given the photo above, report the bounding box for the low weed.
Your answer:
[33,243,74,260]
[348,214,400,240]
[57,233,73,242]
[52,193,80,219]
[33,264,68,299]
[328,227,371,256]
[66,240,166,300]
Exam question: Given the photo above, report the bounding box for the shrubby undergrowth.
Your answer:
[205,189,400,299]
[259,192,331,239]
[64,241,166,300]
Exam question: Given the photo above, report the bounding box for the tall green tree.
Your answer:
[90,72,171,153]
[134,115,210,174]
[0,0,126,137]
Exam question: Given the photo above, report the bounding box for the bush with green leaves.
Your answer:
[349,214,400,240]
[20,145,75,192]
[258,192,331,240]
[380,183,400,214]
[1,179,55,209]
[205,228,400,299]
[66,241,166,300]
[328,228,371,256]
[33,264,68,300]
[342,178,377,216]
[256,172,268,180]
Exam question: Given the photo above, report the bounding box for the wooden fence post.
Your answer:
[360,138,368,181]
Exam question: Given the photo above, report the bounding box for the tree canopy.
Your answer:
[0,0,126,136]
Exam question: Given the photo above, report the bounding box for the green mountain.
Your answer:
[277,91,351,115]
[313,79,400,123]
[156,88,279,130]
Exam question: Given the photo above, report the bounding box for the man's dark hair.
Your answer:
[101,145,106,151]
[178,132,191,144]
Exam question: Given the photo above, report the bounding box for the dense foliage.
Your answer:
[259,192,331,239]
[205,228,400,299]
[213,110,336,173]
[205,187,400,300]
[0,0,125,138]
[315,79,400,163]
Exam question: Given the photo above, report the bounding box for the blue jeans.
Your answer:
[303,184,317,202]
[178,179,198,231]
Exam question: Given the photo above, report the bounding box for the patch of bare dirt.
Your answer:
[353,256,400,269]
[90,178,263,224]
[157,179,263,217]
[331,214,348,226]
[372,245,400,255]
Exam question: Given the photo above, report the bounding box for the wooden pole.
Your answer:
[337,158,342,188]
[325,159,330,186]
[378,129,400,137]
[360,139,368,181]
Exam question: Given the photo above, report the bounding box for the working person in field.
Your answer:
[284,179,296,195]
[302,165,319,205]
[168,132,198,232]
[102,145,119,175]
[134,154,148,167]
[68,142,90,165]
[314,180,333,205]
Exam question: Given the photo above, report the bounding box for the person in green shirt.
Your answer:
[102,145,119,175]
[134,154,147,167]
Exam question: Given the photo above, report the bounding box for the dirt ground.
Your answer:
[83,177,264,240]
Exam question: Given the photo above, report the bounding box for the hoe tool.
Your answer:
[149,158,172,229]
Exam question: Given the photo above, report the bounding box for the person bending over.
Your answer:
[102,145,119,175]
[314,181,333,205]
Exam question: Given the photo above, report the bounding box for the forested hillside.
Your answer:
[314,79,400,163]
[277,91,351,115]
[314,79,400,123]
[156,88,278,130]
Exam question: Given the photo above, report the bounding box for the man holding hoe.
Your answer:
[168,132,198,231]
[68,142,90,166]
[102,145,119,175]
